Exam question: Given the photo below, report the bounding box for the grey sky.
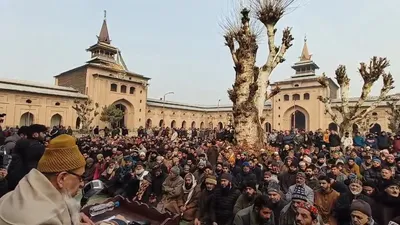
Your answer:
[0,0,399,105]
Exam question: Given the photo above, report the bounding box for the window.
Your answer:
[140,100,142,103]
[284,95,290,101]
[372,112,378,116]
[294,84,300,87]
[304,93,310,100]
[121,85,127,93]
[130,87,135,94]
[110,83,117,92]
[293,94,300,101]
[55,102,60,106]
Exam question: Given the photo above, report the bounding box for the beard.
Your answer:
[350,188,362,196]
[245,193,255,201]
[185,182,193,190]
[62,189,81,225]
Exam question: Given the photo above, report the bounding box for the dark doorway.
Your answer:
[115,104,126,127]
[291,110,306,130]
[265,122,272,132]
[218,122,223,130]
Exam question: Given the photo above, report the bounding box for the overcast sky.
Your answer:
[0,0,399,105]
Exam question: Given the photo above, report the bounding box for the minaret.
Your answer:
[86,10,118,62]
[291,35,319,78]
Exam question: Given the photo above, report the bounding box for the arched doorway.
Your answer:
[159,119,164,127]
[146,119,152,129]
[20,112,34,126]
[115,104,126,127]
[218,122,223,130]
[370,123,381,134]
[171,120,176,128]
[181,121,187,129]
[191,121,196,128]
[200,122,204,129]
[265,122,272,132]
[328,122,338,131]
[291,110,306,130]
[76,117,81,129]
[50,114,62,127]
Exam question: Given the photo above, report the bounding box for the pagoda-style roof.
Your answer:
[291,37,319,78]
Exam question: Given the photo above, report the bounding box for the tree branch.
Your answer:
[352,57,391,115]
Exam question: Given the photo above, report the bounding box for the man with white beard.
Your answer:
[0,134,94,225]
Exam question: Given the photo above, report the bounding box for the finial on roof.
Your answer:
[98,11,111,44]
[300,34,312,61]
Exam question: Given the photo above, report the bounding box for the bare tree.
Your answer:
[223,0,294,150]
[387,100,400,133]
[318,57,394,135]
[72,98,99,133]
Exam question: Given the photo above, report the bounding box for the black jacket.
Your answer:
[212,186,241,225]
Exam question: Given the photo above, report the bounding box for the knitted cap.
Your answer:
[267,181,281,194]
[38,134,86,173]
[292,185,308,202]
[205,175,217,185]
[350,199,372,217]
[297,172,306,179]
[220,173,232,182]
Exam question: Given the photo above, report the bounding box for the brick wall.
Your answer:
[57,68,87,94]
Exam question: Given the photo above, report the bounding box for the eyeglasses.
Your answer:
[66,171,84,182]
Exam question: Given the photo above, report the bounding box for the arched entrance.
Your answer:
[370,123,381,134]
[265,122,272,132]
[328,122,338,131]
[171,120,176,128]
[115,104,126,127]
[284,105,309,131]
[20,112,34,126]
[191,121,196,128]
[112,99,134,129]
[146,119,152,129]
[291,111,306,130]
[159,119,164,127]
[182,121,187,129]
[200,122,204,129]
[218,122,223,130]
[50,114,62,127]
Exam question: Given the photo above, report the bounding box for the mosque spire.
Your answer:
[299,34,312,61]
[97,10,111,44]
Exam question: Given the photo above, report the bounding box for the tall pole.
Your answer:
[162,92,174,124]
[293,100,296,130]
[217,99,221,129]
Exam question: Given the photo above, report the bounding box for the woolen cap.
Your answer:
[38,134,86,173]
[292,185,308,202]
[205,175,217,185]
[350,199,372,217]
[220,173,232,182]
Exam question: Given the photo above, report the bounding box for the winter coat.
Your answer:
[364,166,381,184]
[333,192,375,225]
[353,136,365,147]
[314,189,340,225]
[211,187,241,225]
[278,170,297,193]
[0,169,75,224]
[329,134,341,147]
[375,192,400,225]
[393,137,400,152]
[233,192,261,215]
[235,171,257,190]
[365,138,378,149]
[196,189,215,224]
[207,146,219,168]
[176,184,202,221]
[377,135,390,150]
[233,206,275,225]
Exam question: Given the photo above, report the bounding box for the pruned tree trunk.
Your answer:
[224,0,294,151]
[318,57,395,136]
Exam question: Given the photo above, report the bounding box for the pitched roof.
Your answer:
[0,78,87,98]
[98,19,111,44]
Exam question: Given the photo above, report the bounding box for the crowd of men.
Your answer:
[0,124,400,225]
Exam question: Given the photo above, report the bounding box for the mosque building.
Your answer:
[0,17,392,133]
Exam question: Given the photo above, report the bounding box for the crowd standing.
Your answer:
[0,124,399,225]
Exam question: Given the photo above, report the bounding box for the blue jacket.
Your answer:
[353,136,365,147]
